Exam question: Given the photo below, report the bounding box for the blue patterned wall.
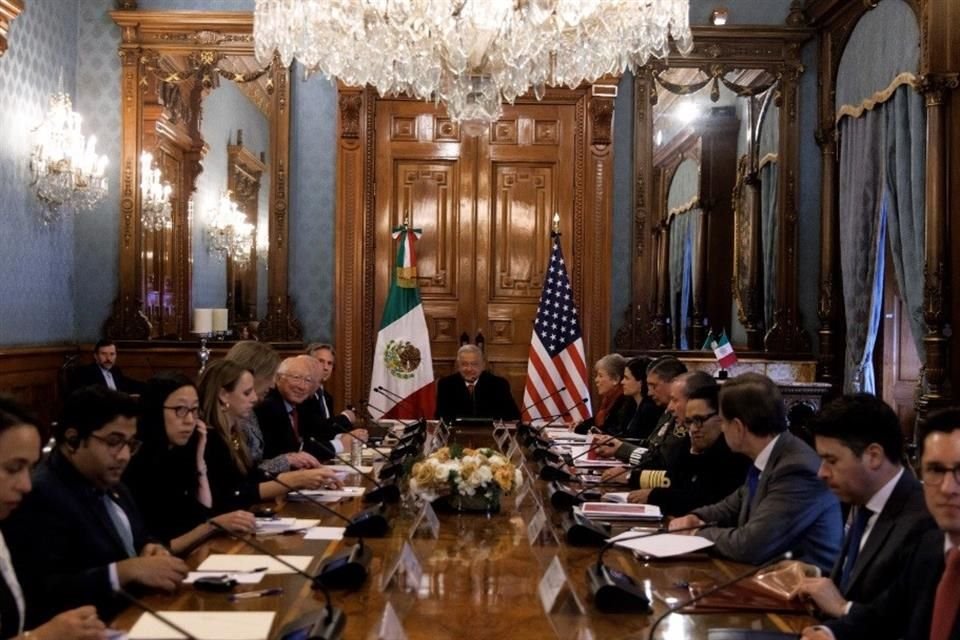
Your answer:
[611,73,634,343]
[797,42,822,352]
[0,0,78,345]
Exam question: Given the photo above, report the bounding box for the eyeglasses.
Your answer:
[921,464,960,486]
[279,373,314,385]
[164,405,200,419]
[683,412,718,428]
[88,433,142,455]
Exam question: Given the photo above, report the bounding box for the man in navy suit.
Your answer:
[669,373,843,572]
[435,345,519,422]
[69,339,143,395]
[797,394,934,618]
[2,387,187,625]
[804,408,960,640]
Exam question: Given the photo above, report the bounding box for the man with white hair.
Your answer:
[435,345,519,422]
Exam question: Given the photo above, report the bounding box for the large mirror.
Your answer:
[622,27,810,354]
[106,11,299,342]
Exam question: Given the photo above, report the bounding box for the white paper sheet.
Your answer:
[303,526,346,541]
[326,464,374,474]
[606,532,714,557]
[601,492,630,503]
[195,554,314,575]
[127,611,275,640]
[255,518,320,534]
[184,570,265,585]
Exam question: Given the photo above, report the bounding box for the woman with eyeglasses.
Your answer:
[123,373,256,555]
[0,396,108,640]
[198,360,340,512]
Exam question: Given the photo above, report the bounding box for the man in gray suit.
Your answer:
[670,373,843,572]
[796,394,935,617]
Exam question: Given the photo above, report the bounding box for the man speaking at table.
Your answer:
[435,345,519,422]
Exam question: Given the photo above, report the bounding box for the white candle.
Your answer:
[192,308,213,334]
[212,308,229,332]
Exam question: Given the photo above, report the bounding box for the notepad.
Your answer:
[195,554,314,575]
[303,526,346,540]
[128,611,275,640]
[606,532,714,558]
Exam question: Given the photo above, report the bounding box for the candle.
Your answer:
[192,308,213,334]
[212,308,229,333]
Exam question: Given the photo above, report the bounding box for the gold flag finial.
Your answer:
[552,212,560,234]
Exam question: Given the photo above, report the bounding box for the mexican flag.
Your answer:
[367,224,436,419]
[709,331,738,369]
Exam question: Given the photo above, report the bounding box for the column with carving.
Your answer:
[815,125,840,382]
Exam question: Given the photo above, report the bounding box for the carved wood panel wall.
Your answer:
[336,85,615,409]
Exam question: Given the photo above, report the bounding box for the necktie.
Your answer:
[467,382,475,397]
[289,406,301,442]
[839,506,873,592]
[746,465,761,502]
[931,548,960,640]
[102,494,136,557]
[318,390,330,419]
[102,368,117,391]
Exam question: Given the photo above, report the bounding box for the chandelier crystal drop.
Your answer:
[254,0,693,124]
[30,90,108,223]
[207,191,255,265]
[140,152,173,231]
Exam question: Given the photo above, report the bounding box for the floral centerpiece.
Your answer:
[409,445,523,513]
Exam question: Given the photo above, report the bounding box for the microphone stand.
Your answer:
[117,588,200,640]
[207,523,347,638]
[645,551,794,640]
[306,435,401,503]
[588,522,715,613]
[263,471,389,538]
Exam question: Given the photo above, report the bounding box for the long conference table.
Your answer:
[111,425,817,639]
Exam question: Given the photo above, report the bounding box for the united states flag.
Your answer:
[521,233,593,423]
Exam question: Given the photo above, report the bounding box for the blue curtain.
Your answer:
[760,161,778,333]
[883,85,926,362]
[839,109,887,393]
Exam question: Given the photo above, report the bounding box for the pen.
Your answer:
[228,587,284,601]
[192,566,269,574]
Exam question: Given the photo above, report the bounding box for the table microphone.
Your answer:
[538,428,620,481]
[307,435,401,503]
[206,522,347,639]
[263,470,389,538]
[117,588,200,640]
[517,385,568,427]
[588,522,716,613]
[363,399,423,433]
[646,551,795,640]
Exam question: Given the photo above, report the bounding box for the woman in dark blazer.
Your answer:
[123,373,255,555]
[0,396,107,640]
[575,353,634,435]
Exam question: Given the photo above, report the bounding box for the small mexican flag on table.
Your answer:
[703,330,738,369]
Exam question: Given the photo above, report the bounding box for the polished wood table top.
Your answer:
[111,428,817,639]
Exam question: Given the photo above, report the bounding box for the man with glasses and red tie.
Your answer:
[803,408,960,640]
[2,386,188,627]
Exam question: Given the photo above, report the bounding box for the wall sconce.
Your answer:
[140,152,172,230]
[710,8,729,26]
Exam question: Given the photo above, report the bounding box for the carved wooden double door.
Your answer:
[335,86,613,409]
[373,100,576,399]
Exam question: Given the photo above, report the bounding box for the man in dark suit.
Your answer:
[306,343,343,421]
[69,339,143,395]
[669,373,843,572]
[796,394,935,618]
[1,387,187,625]
[435,345,519,421]
[803,408,960,640]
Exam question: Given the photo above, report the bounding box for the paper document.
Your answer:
[607,532,714,558]
[303,526,346,541]
[196,554,314,575]
[326,464,374,474]
[255,518,320,534]
[601,492,631,503]
[184,570,265,585]
[580,502,662,520]
[128,611,275,640]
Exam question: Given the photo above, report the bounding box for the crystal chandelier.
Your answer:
[254,0,693,124]
[140,152,173,231]
[30,90,108,223]
[207,191,254,265]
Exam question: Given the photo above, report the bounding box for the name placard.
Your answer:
[537,555,585,615]
[409,499,440,539]
[526,505,548,545]
[506,438,522,462]
[380,541,424,593]
[377,601,408,640]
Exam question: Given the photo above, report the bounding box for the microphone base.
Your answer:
[562,511,610,546]
[378,461,405,480]
[277,605,347,640]
[549,482,599,511]
[539,463,575,483]
[586,563,651,613]
[364,483,401,504]
[313,543,372,590]
[345,505,390,537]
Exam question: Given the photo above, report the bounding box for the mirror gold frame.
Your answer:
[106,10,300,342]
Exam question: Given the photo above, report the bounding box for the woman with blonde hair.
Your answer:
[198,360,339,511]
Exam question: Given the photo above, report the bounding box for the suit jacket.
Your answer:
[435,371,520,421]
[0,533,23,638]
[646,437,751,517]
[828,528,960,640]
[830,470,935,604]
[69,363,143,395]
[254,389,341,461]
[1,450,149,626]
[691,431,843,572]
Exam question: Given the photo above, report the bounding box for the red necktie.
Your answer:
[930,547,960,640]
[467,383,475,397]
[289,406,301,442]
